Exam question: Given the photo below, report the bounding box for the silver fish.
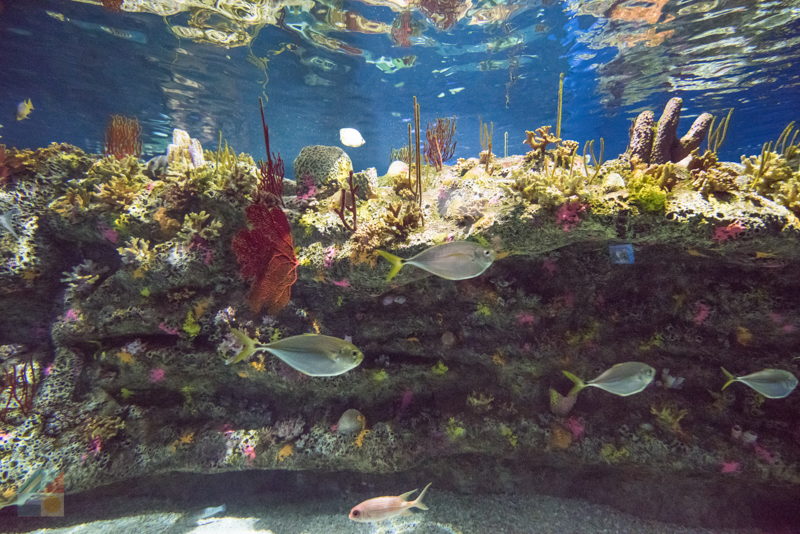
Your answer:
[0,207,20,239]
[377,241,496,281]
[145,154,169,178]
[721,367,798,399]
[227,329,363,376]
[564,361,656,397]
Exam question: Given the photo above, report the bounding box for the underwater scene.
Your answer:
[1,0,800,533]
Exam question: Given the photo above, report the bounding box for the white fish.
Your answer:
[340,128,365,147]
[563,362,656,397]
[227,329,363,376]
[349,483,431,522]
[721,367,797,399]
[376,241,496,281]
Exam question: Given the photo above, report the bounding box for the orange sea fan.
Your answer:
[104,115,142,159]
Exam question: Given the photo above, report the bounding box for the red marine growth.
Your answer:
[231,100,297,315]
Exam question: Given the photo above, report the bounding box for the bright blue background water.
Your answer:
[1,0,799,176]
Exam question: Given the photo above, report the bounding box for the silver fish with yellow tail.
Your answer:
[349,483,431,522]
[721,367,797,399]
[563,361,656,397]
[227,329,363,377]
[376,241,496,281]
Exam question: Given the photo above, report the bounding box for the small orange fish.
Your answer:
[349,483,431,522]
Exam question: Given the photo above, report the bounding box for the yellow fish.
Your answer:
[755,251,777,259]
[16,99,34,121]
[687,248,709,257]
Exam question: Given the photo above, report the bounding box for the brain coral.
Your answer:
[293,145,353,198]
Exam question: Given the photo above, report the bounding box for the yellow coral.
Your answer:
[116,351,134,365]
[353,428,370,448]
[276,443,294,462]
[650,403,688,436]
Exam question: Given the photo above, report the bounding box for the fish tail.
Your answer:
[720,367,737,391]
[376,250,405,281]
[562,370,587,397]
[226,329,260,365]
[412,482,431,511]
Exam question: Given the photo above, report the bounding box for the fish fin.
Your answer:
[226,329,260,365]
[411,482,431,511]
[562,370,587,397]
[376,250,405,281]
[398,488,418,500]
[720,367,737,391]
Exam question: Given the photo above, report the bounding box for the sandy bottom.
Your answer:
[1,489,767,534]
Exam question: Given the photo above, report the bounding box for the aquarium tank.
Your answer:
[1,0,800,532]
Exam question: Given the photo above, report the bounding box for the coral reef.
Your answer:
[1,106,799,528]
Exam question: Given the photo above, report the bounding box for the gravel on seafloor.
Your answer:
[1,490,765,534]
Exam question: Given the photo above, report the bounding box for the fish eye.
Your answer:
[483,250,491,256]
[352,510,360,517]
[351,350,360,357]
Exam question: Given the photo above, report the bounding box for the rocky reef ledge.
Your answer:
[1,122,799,529]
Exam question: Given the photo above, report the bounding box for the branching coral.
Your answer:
[383,202,422,240]
[523,126,560,161]
[117,237,156,267]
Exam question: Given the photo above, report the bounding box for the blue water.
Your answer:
[1,0,799,173]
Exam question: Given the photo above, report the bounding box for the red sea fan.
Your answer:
[231,203,298,315]
[232,99,297,315]
[424,117,456,171]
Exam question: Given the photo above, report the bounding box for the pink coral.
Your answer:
[555,201,587,231]
[515,312,537,326]
[149,368,166,382]
[753,443,777,464]
[296,174,317,200]
[712,221,746,242]
[64,309,80,322]
[720,461,741,473]
[159,323,179,335]
[323,246,337,269]
[97,222,119,244]
[564,416,585,440]
[542,258,558,276]
[242,444,256,462]
[692,301,711,325]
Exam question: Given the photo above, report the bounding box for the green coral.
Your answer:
[182,309,201,337]
[431,361,449,375]
[627,173,667,213]
[177,210,223,243]
[742,149,800,215]
[599,443,630,464]
[445,417,466,441]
